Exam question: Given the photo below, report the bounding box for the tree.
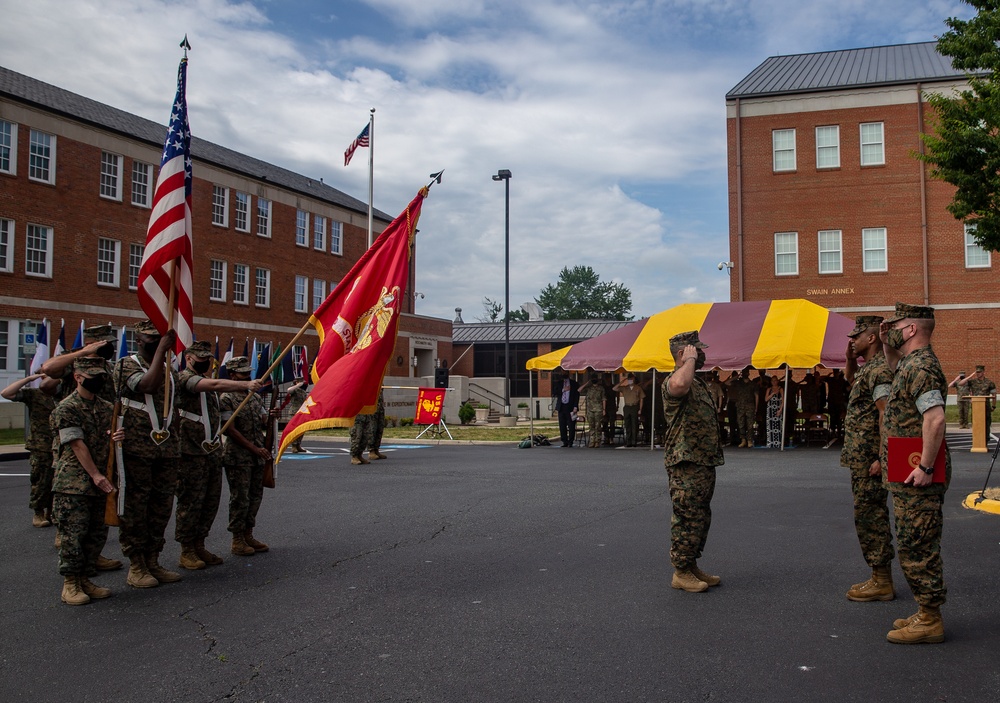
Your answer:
[535,265,633,321]
[920,1,1000,250]
[475,296,528,323]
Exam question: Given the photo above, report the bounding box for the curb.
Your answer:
[962,492,1000,515]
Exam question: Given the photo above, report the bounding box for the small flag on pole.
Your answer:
[53,319,66,358]
[29,320,49,381]
[72,320,84,351]
[117,325,129,360]
[344,123,370,166]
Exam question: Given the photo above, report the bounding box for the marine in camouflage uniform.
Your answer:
[350,412,376,464]
[367,390,387,460]
[582,373,606,448]
[840,316,895,602]
[2,373,59,526]
[949,373,970,429]
[50,357,117,605]
[961,365,996,436]
[283,380,310,453]
[220,356,271,556]
[114,321,182,589]
[602,376,618,445]
[662,331,724,593]
[727,370,756,448]
[879,303,950,644]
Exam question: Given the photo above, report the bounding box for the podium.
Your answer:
[970,396,992,453]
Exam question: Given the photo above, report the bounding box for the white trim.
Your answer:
[774,231,798,276]
[28,129,56,184]
[861,227,888,272]
[0,119,17,175]
[24,223,53,278]
[964,223,991,269]
[817,229,842,274]
[212,185,229,227]
[815,125,840,169]
[0,218,13,273]
[210,259,228,302]
[772,128,796,172]
[100,151,123,201]
[96,237,121,288]
[234,191,250,233]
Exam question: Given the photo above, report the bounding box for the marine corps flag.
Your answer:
[276,188,428,461]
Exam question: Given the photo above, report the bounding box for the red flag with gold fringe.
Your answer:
[414,387,446,425]
[276,188,427,461]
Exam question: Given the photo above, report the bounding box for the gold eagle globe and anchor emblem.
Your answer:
[907,451,922,470]
[352,286,399,353]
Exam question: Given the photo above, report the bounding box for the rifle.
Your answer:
[104,398,122,526]
[262,380,278,489]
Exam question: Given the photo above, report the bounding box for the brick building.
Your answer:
[0,64,452,400]
[726,41,1000,378]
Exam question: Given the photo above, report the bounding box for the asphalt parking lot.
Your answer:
[1,437,998,702]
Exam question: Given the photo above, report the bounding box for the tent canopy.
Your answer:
[525,299,855,372]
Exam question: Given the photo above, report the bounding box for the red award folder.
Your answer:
[886,437,946,483]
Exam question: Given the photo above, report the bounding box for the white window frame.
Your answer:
[312,279,326,310]
[296,210,309,247]
[964,223,991,269]
[313,215,326,251]
[97,237,121,287]
[774,231,798,276]
[28,129,56,184]
[772,129,796,172]
[294,275,308,313]
[210,260,227,302]
[100,151,123,201]
[234,191,250,233]
[815,126,840,169]
[817,229,842,274]
[25,223,53,278]
[212,185,229,227]
[128,242,143,290]
[131,161,154,208]
[257,198,272,238]
[860,122,885,166]
[233,263,249,305]
[0,120,16,175]
[862,227,888,272]
[0,218,13,272]
[255,267,270,308]
[330,221,343,255]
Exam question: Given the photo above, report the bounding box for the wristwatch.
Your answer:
[918,464,935,475]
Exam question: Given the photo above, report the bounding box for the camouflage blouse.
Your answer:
[176,369,222,456]
[50,390,114,496]
[14,387,56,452]
[220,389,268,465]
[840,353,892,470]
[661,373,724,468]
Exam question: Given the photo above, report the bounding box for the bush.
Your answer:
[458,402,476,425]
[400,417,414,427]
[385,415,398,428]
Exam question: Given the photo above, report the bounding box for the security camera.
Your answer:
[717,262,725,270]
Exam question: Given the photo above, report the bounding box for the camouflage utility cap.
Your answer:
[669,330,708,355]
[133,319,159,335]
[883,302,934,325]
[226,356,252,373]
[976,365,985,373]
[74,357,109,376]
[83,324,117,342]
[186,340,213,358]
[848,315,884,338]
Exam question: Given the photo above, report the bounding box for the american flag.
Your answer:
[344,123,370,166]
[137,57,195,352]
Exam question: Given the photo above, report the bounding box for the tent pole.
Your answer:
[781,368,788,452]
[650,369,656,451]
[528,367,534,446]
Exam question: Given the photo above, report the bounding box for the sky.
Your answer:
[0,0,975,322]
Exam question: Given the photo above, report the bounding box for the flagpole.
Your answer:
[164,258,178,421]
[367,107,375,248]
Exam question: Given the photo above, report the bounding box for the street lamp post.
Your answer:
[492,169,512,417]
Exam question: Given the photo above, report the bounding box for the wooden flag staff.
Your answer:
[164,258,178,423]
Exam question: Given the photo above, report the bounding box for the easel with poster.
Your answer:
[414,386,453,440]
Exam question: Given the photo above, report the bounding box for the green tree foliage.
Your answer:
[535,265,633,321]
[920,1,1000,250]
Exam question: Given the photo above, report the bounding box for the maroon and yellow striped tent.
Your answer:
[526,299,856,372]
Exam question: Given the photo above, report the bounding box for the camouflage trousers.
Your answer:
[891,488,946,607]
[226,461,264,534]
[849,465,894,568]
[666,461,717,569]
[29,450,54,513]
[370,398,385,451]
[622,405,640,446]
[53,493,108,577]
[174,453,223,544]
[351,414,376,458]
[120,454,178,559]
[587,410,603,446]
[735,402,755,443]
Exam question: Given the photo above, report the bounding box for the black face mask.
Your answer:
[192,360,212,374]
[96,342,115,360]
[81,376,106,394]
[141,341,160,357]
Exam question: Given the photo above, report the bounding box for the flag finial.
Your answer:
[180,35,192,56]
[426,170,445,189]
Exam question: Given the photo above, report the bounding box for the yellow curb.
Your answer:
[962,493,1000,515]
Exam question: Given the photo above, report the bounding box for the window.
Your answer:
[862,227,887,272]
[100,152,123,200]
[296,210,309,247]
[131,161,153,207]
[815,126,840,168]
[234,191,250,232]
[97,238,121,287]
[772,129,796,171]
[860,122,884,166]
[313,215,326,250]
[210,260,227,301]
[817,230,842,274]
[25,224,52,277]
[212,185,229,227]
[29,130,55,183]
[128,243,143,290]
[255,268,270,308]
[0,219,12,272]
[0,320,8,371]
[0,120,16,175]
[257,198,271,238]
[774,232,798,275]
[312,279,326,309]
[233,263,248,305]
[294,275,308,312]
[965,223,991,268]
[330,221,343,255]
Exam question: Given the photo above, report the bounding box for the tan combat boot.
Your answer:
[79,577,112,599]
[61,575,90,606]
[96,554,123,571]
[146,552,182,583]
[893,611,920,630]
[691,563,721,587]
[350,455,369,465]
[54,531,62,549]
[179,544,206,570]
[738,439,747,448]
[195,539,223,566]
[886,605,945,644]
[671,569,709,593]
[231,534,256,556]
[847,565,894,602]
[244,531,269,552]
[126,555,159,588]
[369,450,387,460]
[33,511,51,527]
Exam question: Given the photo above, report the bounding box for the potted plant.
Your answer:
[517,401,529,420]
[474,403,490,423]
